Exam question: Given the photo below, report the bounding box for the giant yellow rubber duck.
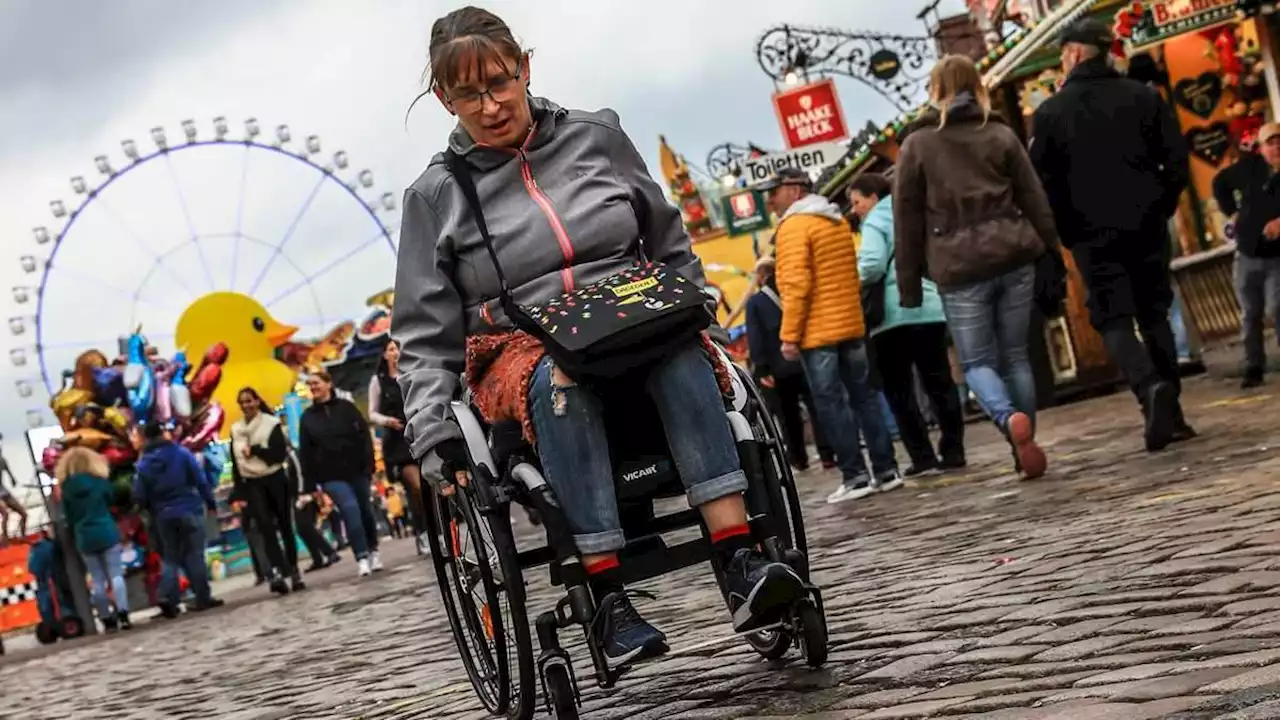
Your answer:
[175,292,299,437]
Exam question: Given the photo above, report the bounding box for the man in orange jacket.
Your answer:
[764,168,902,503]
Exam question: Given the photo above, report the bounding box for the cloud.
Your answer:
[0,0,968,493]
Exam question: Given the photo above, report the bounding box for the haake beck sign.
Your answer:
[772,78,850,150]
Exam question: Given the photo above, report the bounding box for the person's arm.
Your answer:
[893,136,928,308]
[774,220,812,345]
[297,418,319,494]
[1150,92,1190,218]
[366,376,397,428]
[248,425,289,465]
[353,403,376,478]
[1213,163,1239,218]
[1005,129,1062,249]
[132,469,148,512]
[857,214,892,284]
[390,184,466,464]
[186,449,217,510]
[744,298,772,378]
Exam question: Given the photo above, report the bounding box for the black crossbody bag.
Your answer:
[444,150,712,379]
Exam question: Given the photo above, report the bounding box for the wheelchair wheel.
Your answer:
[797,600,829,668]
[424,486,536,720]
[738,366,807,556]
[34,623,57,645]
[544,663,579,719]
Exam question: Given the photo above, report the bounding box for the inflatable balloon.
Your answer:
[125,331,155,422]
[189,343,229,405]
[180,401,225,452]
[153,360,175,423]
[281,392,304,448]
[92,366,127,408]
[41,445,62,475]
[73,350,109,391]
[101,444,137,469]
[102,406,132,435]
[51,388,94,431]
[62,427,114,450]
[170,350,193,419]
[123,326,148,389]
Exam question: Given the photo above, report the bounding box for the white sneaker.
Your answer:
[826,482,876,504]
[357,558,372,577]
[415,533,430,555]
[370,551,384,572]
[876,472,905,493]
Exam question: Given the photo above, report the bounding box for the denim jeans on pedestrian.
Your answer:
[529,343,748,555]
[82,543,128,618]
[800,339,898,486]
[1234,253,1280,374]
[940,264,1037,429]
[158,515,211,607]
[323,479,379,561]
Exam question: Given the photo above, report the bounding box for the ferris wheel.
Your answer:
[8,116,401,428]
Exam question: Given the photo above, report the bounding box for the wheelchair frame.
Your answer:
[422,352,828,720]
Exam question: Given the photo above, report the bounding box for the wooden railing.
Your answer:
[1171,243,1240,348]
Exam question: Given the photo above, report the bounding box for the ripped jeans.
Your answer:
[529,343,747,554]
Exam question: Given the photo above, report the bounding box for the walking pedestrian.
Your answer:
[765,166,902,503]
[849,173,966,475]
[745,256,837,472]
[0,436,29,544]
[895,55,1058,479]
[133,423,224,616]
[368,339,430,554]
[1214,123,1280,389]
[1030,18,1195,451]
[298,370,382,577]
[57,446,131,631]
[230,387,305,595]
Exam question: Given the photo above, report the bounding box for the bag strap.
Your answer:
[443,150,519,314]
[760,285,782,309]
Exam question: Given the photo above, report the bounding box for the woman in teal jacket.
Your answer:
[57,446,130,631]
[851,173,966,475]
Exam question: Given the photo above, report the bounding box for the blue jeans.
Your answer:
[158,515,211,607]
[800,339,898,486]
[941,264,1037,428]
[529,343,748,555]
[323,479,379,561]
[83,544,128,617]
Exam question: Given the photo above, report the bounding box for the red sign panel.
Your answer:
[772,78,850,150]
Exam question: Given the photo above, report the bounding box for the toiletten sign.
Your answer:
[772,78,850,150]
[1125,0,1242,51]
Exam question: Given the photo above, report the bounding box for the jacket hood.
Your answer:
[782,193,845,223]
[139,441,179,474]
[900,100,1010,144]
[62,472,103,501]
[448,96,567,173]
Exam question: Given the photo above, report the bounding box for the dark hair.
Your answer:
[309,369,333,385]
[849,173,892,201]
[1127,53,1166,87]
[376,339,400,378]
[143,422,166,441]
[407,7,525,121]
[237,387,267,411]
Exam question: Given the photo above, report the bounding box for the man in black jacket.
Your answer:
[1030,18,1195,452]
[1214,123,1280,388]
[744,256,835,472]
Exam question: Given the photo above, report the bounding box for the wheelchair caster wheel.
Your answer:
[797,600,828,668]
[34,623,57,645]
[543,663,578,719]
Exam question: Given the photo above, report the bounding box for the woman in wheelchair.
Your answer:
[391,6,805,670]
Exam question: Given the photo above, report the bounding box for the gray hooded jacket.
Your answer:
[391,97,708,460]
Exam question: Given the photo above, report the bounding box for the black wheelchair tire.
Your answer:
[424,489,535,720]
[58,616,85,639]
[798,600,829,668]
[477,496,538,720]
[544,663,578,719]
[35,623,57,645]
[736,366,808,556]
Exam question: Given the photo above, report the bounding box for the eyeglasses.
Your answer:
[444,66,523,114]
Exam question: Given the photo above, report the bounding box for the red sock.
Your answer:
[584,555,620,575]
[711,524,754,565]
[585,554,622,598]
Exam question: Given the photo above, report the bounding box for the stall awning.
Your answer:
[983,0,1106,88]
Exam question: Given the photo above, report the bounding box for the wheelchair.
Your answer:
[422,344,828,720]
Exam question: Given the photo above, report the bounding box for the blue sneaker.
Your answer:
[591,592,669,670]
[724,549,805,633]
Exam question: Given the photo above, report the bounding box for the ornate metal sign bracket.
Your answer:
[756,24,937,113]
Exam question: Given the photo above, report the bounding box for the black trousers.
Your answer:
[873,323,965,467]
[245,470,299,576]
[1072,234,1180,400]
[764,373,835,468]
[295,499,336,563]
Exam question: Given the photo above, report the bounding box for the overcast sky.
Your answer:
[0,0,965,493]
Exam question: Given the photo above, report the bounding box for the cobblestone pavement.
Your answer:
[11,376,1280,719]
